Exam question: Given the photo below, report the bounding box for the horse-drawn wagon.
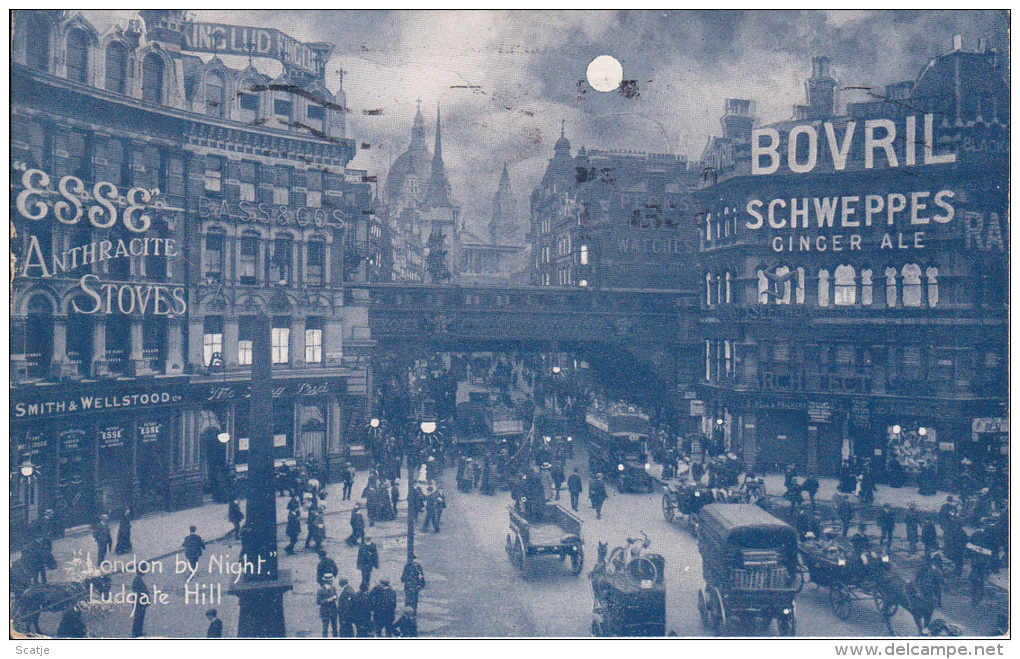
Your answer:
[590,538,666,636]
[505,502,584,578]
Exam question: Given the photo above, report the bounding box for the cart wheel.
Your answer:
[505,534,514,562]
[515,537,529,577]
[711,586,727,636]
[831,585,852,621]
[570,547,584,576]
[697,590,710,629]
[662,494,676,523]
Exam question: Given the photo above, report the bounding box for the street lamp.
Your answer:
[918,427,927,436]
[370,418,380,429]
[892,424,902,435]
[20,462,34,478]
[218,432,230,444]
[408,420,436,566]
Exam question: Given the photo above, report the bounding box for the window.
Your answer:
[238,316,254,366]
[861,269,874,306]
[274,166,290,205]
[307,239,325,285]
[205,72,225,117]
[885,267,898,307]
[774,266,791,304]
[66,29,89,84]
[274,95,293,124]
[145,224,168,279]
[25,296,54,378]
[757,270,768,304]
[305,317,323,363]
[795,267,805,304]
[725,272,732,304]
[204,231,224,281]
[724,340,732,377]
[925,267,939,307]
[238,91,259,123]
[107,226,132,279]
[66,309,93,372]
[238,161,257,202]
[580,243,589,265]
[205,156,224,194]
[142,53,164,104]
[835,345,854,366]
[143,318,167,371]
[706,273,714,306]
[307,104,325,131]
[239,233,259,285]
[203,317,223,367]
[818,269,830,307]
[270,236,293,284]
[306,169,322,208]
[705,340,711,381]
[272,317,290,364]
[902,264,922,307]
[25,15,50,71]
[105,42,128,94]
[105,315,130,373]
[834,264,856,305]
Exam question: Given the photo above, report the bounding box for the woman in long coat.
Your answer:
[115,509,133,555]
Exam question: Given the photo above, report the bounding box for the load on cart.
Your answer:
[697,503,799,636]
[590,534,666,637]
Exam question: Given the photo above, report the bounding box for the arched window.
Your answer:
[25,14,50,71]
[834,264,856,305]
[105,42,128,93]
[902,264,922,307]
[307,238,326,285]
[724,271,732,304]
[67,300,94,375]
[205,72,225,117]
[885,267,898,307]
[795,267,806,304]
[66,29,89,83]
[926,266,939,307]
[818,269,830,307]
[142,53,164,104]
[26,295,54,378]
[716,273,724,305]
[861,269,873,306]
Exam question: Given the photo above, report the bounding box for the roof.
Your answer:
[700,503,794,542]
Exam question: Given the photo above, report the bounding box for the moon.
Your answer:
[586,55,623,92]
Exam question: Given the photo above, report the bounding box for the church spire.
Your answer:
[424,104,453,207]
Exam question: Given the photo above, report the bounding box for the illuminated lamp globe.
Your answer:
[892,425,902,435]
[552,366,561,374]
[217,432,230,444]
[370,418,380,428]
[420,421,437,435]
[20,462,34,478]
[918,427,927,436]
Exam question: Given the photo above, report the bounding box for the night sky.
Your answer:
[83,10,1010,238]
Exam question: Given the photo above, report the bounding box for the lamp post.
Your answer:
[229,312,291,637]
[407,420,436,565]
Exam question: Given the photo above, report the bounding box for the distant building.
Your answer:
[695,39,1008,478]
[459,163,528,285]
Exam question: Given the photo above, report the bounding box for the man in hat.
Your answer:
[205,609,223,637]
[316,549,339,586]
[227,498,244,540]
[803,473,820,509]
[350,583,373,637]
[422,486,441,533]
[394,606,418,637]
[92,514,113,565]
[131,566,151,638]
[182,526,206,570]
[369,577,398,637]
[342,462,355,501]
[347,503,365,547]
[551,461,566,501]
[357,536,380,590]
[401,554,426,612]
[837,495,854,539]
[567,467,583,512]
[390,479,401,515]
[939,496,957,533]
[921,517,939,558]
[904,502,921,554]
[589,473,608,519]
[316,573,340,637]
[878,503,896,549]
[284,508,301,555]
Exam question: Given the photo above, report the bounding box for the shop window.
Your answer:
[205,72,225,117]
[817,269,830,307]
[203,316,223,367]
[270,236,293,285]
[835,345,854,366]
[239,233,259,285]
[238,161,257,202]
[204,231,224,281]
[305,317,323,364]
[142,53,164,104]
[861,269,873,306]
[204,156,224,194]
[885,267,898,307]
[238,316,254,366]
[834,264,856,305]
[106,315,130,373]
[306,169,322,208]
[902,264,922,307]
[25,14,50,71]
[105,42,128,94]
[25,296,54,378]
[272,317,290,364]
[66,309,93,374]
[773,343,790,362]
[143,317,167,371]
[66,29,90,84]
[274,166,291,205]
[902,345,922,380]
[237,90,259,123]
[926,266,939,307]
[307,239,325,285]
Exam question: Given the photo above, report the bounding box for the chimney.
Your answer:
[953,34,963,51]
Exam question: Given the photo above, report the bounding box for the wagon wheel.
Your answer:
[710,586,727,636]
[570,547,584,576]
[662,493,677,523]
[515,537,529,577]
[697,589,711,629]
[830,584,852,621]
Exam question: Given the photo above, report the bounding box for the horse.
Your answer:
[10,539,57,593]
[11,573,110,636]
[876,568,938,636]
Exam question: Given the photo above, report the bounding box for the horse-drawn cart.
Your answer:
[662,481,716,531]
[697,503,799,636]
[798,535,894,621]
[590,540,666,636]
[505,502,584,578]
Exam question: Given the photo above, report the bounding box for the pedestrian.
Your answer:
[589,473,608,519]
[394,606,418,637]
[131,568,150,638]
[550,462,565,501]
[357,537,380,590]
[401,554,426,612]
[968,523,995,605]
[284,508,301,555]
[540,463,556,501]
[567,467,583,512]
[287,493,301,514]
[369,578,398,637]
[347,503,365,547]
[316,549,339,586]
[336,577,355,637]
[434,485,446,524]
[205,609,223,637]
[858,468,876,505]
[391,479,401,514]
[115,509,133,555]
[904,502,921,554]
[480,460,494,495]
[921,518,939,558]
[915,558,943,609]
[227,499,244,540]
[944,515,968,577]
[92,514,113,565]
[803,474,819,508]
[316,574,340,637]
[422,487,441,533]
[838,459,857,494]
[351,583,373,637]
[305,505,323,551]
[40,508,61,541]
[182,525,206,570]
[364,484,378,528]
[784,463,798,490]
[878,503,896,549]
[837,495,854,539]
[472,458,483,490]
[410,484,425,523]
[342,463,355,500]
[938,496,957,532]
[527,467,546,520]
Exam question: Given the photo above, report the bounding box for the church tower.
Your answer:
[424,105,454,208]
[489,163,519,245]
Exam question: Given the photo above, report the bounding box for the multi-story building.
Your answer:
[10,10,375,536]
[529,125,703,291]
[695,39,1008,480]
